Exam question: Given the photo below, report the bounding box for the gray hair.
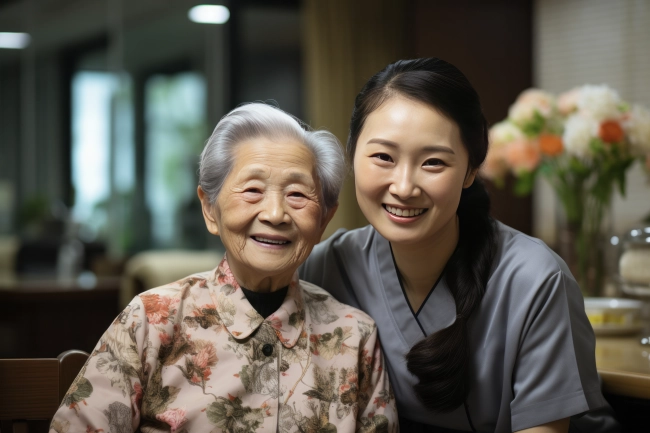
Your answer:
[199,103,347,213]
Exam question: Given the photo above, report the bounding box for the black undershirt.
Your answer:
[240,286,289,319]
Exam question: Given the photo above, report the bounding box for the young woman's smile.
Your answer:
[353,96,476,248]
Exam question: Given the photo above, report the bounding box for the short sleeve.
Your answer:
[510,271,606,431]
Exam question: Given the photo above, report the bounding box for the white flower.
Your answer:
[577,84,621,121]
[624,104,650,153]
[489,121,524,148]
[562,114,598,159]
[508,89,555,125]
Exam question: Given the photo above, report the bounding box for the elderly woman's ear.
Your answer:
[319,203,338,237]
[197,186,219,236]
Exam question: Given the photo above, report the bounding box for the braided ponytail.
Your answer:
[405,180,497,411]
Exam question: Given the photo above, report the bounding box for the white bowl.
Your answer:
[584,297,643,336]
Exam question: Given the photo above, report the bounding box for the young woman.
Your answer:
[300,58,614,432]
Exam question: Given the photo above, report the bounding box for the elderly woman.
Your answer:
[50,103,397,433]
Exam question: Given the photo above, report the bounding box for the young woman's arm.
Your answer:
[516,417,569,433]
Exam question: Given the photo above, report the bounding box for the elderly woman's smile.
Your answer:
[199,136,332,293]
[50,103,398,432]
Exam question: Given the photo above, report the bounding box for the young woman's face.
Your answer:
[353,96,476,247]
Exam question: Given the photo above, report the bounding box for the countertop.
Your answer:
[596,336,650,399]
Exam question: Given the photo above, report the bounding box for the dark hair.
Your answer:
[348,58,498,412]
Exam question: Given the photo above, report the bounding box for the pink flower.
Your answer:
[192,344,218,369]
[508,89,554,125]
[481,146,509,180]
[156,408,187,432]
[557,87,580,115]
[159,332,172,346]
[131,382,143,409]
[505,139,541,174]
[267,315,283,330]
[140,294,179,325]
[216,258,238,286]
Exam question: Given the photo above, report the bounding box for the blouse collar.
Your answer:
[208,255,305,348]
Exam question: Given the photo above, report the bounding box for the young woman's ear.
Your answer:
[197,186,220,236]
[463,168,478,189]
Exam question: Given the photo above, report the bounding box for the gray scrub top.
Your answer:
[299,222,607,432]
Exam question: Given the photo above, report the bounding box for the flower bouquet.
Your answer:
[483,85,650,295]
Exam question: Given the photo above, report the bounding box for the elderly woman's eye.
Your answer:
[289,191,306,198]
[372,153,393,162]
[244,188,262,194]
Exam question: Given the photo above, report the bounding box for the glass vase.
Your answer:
[556,191,610,297]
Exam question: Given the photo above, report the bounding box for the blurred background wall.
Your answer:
[0,0,533,261]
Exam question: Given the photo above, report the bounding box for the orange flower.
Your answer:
[598,120,624,144]
[505,139,541,174]
[538,134,563,156]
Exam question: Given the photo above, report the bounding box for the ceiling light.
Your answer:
[188,5,230,24]
[0,32,31,49]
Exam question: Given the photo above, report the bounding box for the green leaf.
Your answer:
[520,110,546,137]
[318,423,338,433]
[514,171,535,196]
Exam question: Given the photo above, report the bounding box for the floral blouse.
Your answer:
[50,257,398,433]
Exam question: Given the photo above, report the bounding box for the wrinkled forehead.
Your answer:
[229,137,319,184]
[232,163,316,185]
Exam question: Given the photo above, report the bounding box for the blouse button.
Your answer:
[262,343,274,356]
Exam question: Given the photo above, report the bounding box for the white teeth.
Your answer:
[385,205,426,217]
[253,237,288,245]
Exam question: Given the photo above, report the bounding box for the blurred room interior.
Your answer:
[0,0,649,393]
[1,0,650,428]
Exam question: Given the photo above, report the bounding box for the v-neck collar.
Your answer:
[372,229,457,346]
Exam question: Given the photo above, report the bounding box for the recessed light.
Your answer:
[0,32,31,49]
[188,5,230,24]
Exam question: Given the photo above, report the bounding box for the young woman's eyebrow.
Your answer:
[366,138,455,154]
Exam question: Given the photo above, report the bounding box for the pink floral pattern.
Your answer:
[50,256,397,433]
[156,408,188,432]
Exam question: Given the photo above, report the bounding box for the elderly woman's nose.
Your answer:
[258,193,291,225]
[388,166,421,199]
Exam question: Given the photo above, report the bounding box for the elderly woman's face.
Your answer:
[201,137,334,288]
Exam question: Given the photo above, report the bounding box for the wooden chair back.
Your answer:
[0,350,89,433]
